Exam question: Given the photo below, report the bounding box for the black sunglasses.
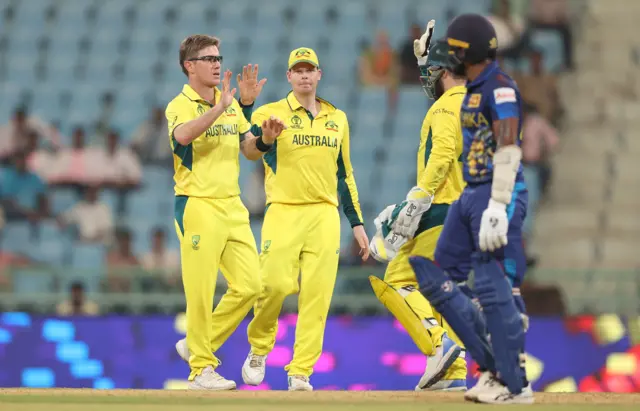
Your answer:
[187,55,223,63]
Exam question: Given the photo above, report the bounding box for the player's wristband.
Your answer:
[238,99,254,108]
[256,136,272,153]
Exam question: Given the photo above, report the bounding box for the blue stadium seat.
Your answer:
[12,267,55,294]
[454,0,491,16]
[98,189,119,214]
[29,85,63,124]
[531,30,564,72]
[65,244,107,293]
[50,188,80,215]
[374,3,409,47]
[1,221,33,255]
[356,88,389,124]
[136,0,175,31]
[95,1,130,31]
[35,239,66,266]
[56,1,94,29]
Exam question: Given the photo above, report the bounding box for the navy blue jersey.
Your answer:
[460,61,523,184]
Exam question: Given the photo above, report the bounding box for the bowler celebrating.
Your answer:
[166,34,285,390]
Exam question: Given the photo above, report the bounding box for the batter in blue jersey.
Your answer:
[408,15,533,405]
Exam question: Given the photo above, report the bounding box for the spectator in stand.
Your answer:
[513,49,563,126]
[0,151,49,223]
[358,31,399,105]
[57,186,113,245]
[89,129,142,214]
[528,0,574,70]
[141,227,180,287]
[522,103,559,239]
[24,130,56,182]
[487,0,531,63]
[50,126,91,186]
[130,107,171,166]
[399,24,423,85]
[90,129,142,189]
[56,281,99,316]
[0,107,59,161]
[106,228,139,292]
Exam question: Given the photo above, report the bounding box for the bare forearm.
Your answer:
[174,104,225,145]
[493,117,519,147]
[240,135,265,161]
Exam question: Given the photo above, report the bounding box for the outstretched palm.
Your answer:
[220,70,236,109]
[237,64,267,105]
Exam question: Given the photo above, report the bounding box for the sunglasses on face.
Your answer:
[187,55,223,63]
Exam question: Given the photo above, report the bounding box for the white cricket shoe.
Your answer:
[415,333,462,390]
[288,375,313,391]
[175,338,189,362]
[242,351,267,386]
[476,382,534,404]
[464,371,497,401]
[421,379,467,392]
[187,366,236,390]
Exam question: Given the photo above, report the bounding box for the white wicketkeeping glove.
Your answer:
[369,205,409,263]
[479,199,509,252]
[413,19,436,66]
[390,187,434,239]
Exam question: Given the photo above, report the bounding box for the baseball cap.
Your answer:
[288,47,319,69]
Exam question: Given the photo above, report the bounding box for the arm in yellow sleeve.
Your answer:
[166,101,197,163]
[418,108,458,196]
[336,119,364,227]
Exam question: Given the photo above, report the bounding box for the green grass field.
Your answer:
[1,389,640,411]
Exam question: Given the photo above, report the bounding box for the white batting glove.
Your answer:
[390,187,433,238]
[478,199,509,252]
[413,19,436,66]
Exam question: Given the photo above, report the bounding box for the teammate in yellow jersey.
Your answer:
[368,21,469,391]
[165,35,286,390]
[240,47,370,391]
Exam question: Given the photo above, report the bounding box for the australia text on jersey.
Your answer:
[292,134,339,148]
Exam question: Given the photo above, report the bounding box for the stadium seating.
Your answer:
[0,0,608,314]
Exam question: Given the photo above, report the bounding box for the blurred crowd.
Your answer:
[0,103,182,294]
[0,0,576,311]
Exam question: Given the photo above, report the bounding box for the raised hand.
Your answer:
[237,64,267,106]
[220,70,237,109]
[413,19,435,65]
[261,116,287,144]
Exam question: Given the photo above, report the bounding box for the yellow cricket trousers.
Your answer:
[384,205,467,380]
[175,195,261,381]
[247,202,340,377]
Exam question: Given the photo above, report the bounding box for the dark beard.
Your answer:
[435,80,445,100]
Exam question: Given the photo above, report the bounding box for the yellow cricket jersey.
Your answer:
[251,92,363,227]
[165,84,251,199]
[417,85,467,205]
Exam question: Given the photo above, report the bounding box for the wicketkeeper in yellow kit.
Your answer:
[166,34,286,390]
[368,21,469,391]
[240,47,370,391]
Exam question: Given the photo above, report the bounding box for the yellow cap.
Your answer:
[288,47,319,69]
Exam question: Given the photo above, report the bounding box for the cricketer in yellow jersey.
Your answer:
[165,35,287,391]
[368,22,469,391]
[240,47,370,391]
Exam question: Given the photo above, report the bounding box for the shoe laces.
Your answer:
[249,353,265,368]
[202,366,225,381]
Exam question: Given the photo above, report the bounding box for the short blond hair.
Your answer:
[179,35,220,76]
